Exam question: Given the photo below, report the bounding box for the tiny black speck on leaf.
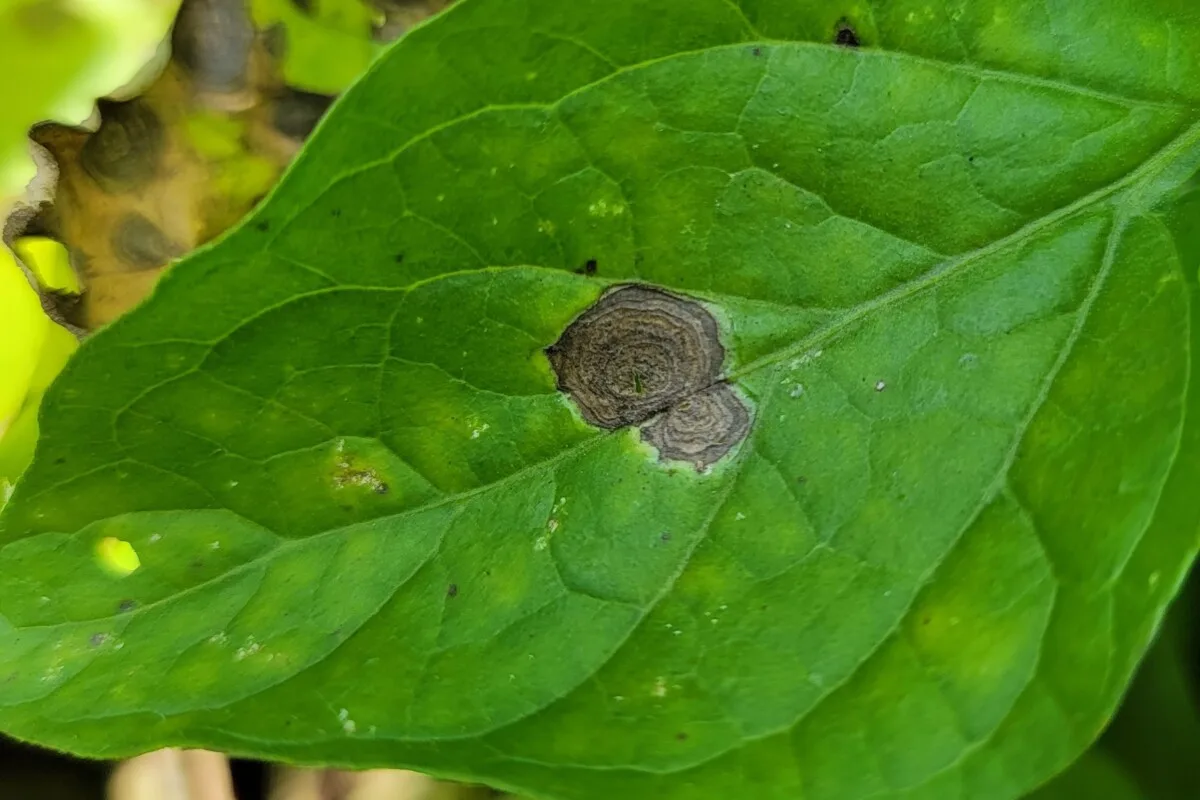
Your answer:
[331,209,342,218]
[835,19,861,47]
[447,583,459,598]
[752,46,762,56]
[394,253,405,263]
[255,220,270,232]
[676,732,689,741]
[374,483,389,495]
[54,457,66,465]
[574,258,598,276]
[117,599,137,613]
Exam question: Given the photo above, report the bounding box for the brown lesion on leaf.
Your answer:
[834,18,861,47]
[7,0,458,334]
[642,384,751,469]
[332,440,389,494]
[111,211,185,270]
[78,99,166,193]
[546,285,752,470]
[171,0,258,98]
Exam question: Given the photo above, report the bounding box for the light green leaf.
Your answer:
[3,2,1200,799]
[0,0,179,206]
[250,0,383,94]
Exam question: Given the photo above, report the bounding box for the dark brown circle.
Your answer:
[546,285,724,429]
[273,87,335,141]
[171,0,256,94]
[111,212,183,271]
[80,100,164,193]
[641,384,751,469]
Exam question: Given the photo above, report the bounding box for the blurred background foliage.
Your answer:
[0,0,1196,798]
[0,0,448,498]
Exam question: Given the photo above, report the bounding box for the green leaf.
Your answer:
[3,2,1200,798]
[1033,568,1200,800]
[1025,750,1147,800]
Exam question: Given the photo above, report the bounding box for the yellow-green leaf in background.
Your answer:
[1,0,178,496]
[0,0,181,209]
[0,239,78,496]
[250,0,383,94]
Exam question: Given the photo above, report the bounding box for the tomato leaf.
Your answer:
[3,2,1200,798]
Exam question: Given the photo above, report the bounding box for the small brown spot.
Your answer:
[752,46,762,57]
[332,448,388,494]
[447,583,459,598]
[573,258,598,276]
[834,19,861,47]
[80,99,164,192]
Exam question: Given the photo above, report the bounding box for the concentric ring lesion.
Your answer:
[546,284,751,469]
